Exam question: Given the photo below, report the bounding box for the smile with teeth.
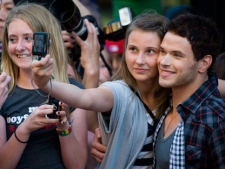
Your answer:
[17,54,29,58]
[160,69,175,77]
[162,70,173,73]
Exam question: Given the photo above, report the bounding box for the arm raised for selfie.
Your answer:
[32,55,114,113]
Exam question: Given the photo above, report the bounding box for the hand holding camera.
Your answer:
[46,95,61,119]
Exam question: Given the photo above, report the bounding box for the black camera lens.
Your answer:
[49,0,87,40]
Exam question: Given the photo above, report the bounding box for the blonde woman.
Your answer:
[0,3,87,168]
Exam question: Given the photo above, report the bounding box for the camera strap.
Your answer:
[100,52,112,76]
[129,86,156,121]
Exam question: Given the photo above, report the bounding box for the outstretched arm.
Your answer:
[32,55,114,113]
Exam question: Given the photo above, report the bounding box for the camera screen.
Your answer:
[32,32,49,55]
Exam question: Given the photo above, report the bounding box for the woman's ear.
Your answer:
[198,55,212,73]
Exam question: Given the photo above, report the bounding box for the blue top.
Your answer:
[97,80,154,169]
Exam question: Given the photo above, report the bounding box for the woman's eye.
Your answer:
[25,37,33,41]
[129,47,136,52]
[9,38,17,43]
[147,49,154,54]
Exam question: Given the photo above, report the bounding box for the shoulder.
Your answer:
[206,91,225,118]
[192,94,225,129]
[100,80,132,94]
[101,80,128,89]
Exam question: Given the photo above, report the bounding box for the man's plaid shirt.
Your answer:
[153,72,225,168]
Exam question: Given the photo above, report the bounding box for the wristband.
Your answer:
[14,129,28,144]
[56,124,72,136]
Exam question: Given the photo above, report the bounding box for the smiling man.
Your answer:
[154,14,225,168]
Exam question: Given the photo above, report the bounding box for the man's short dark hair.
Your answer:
[168,14,223,71]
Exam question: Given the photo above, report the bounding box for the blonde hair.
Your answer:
[113,11,171,118]
[1,3,69,93]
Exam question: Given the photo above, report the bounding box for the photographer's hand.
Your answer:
[72,19,100,88]
[0,72,11,108]
[61,30,75,49]
[31,54,54,92]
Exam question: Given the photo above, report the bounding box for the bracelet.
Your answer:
[31,77,53,98]
[14,129,28,144]
[56,124,72,136]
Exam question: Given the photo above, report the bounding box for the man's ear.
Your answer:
[198,55,212,73]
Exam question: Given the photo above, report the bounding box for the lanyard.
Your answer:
[129,86,156,121]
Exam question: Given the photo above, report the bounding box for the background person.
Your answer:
[105,39,124,75]
[212,52,225,80]
[0,3,87,168]
[0,0,14,56]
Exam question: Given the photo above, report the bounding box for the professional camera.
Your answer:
[14,0,134,76]
[48,0,103,61]
[48,0,134,74]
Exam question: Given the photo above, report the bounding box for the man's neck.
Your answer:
[172,75,208,107]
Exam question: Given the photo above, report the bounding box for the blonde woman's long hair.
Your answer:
[1,3,69,93]
[113,11,171,118]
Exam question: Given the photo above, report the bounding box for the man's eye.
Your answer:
[173,53,181,57]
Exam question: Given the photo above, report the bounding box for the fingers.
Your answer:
[31,55,54,89]
[32,54,53,69]
[37,104,55,117]
[59,101,67,111]
[0,72,11,85]
[71,19,99,47]
[71,31,82,47]
[85,19,99,48]
[61,30,75,48]
[57,111,68,125]
[90,128,106,162]
[0,72,11,107]
[32,54,54,76]
[23,105,59,132]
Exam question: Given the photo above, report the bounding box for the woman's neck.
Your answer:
[17,69,35,89]
[137,82,156,111]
